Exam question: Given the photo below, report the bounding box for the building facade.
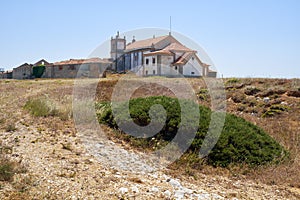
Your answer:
[110,33,216,77]
[0,71,12,79]
[44,58,112,78]
[12,63,33,79]
[12,59,51,79]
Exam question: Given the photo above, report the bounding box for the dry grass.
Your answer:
[0,77,299,197]
[95,77,300,188]
[220,78,300,187]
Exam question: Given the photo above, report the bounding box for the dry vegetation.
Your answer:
[96,76,300,187]
[0,76,299,199]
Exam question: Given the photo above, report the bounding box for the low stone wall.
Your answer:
[44,63,109,78]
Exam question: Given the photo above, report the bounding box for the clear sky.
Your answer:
[0,0,299,78]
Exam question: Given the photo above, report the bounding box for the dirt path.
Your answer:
[0,79,299,199]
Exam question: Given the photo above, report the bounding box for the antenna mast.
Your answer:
[169,16,172,35]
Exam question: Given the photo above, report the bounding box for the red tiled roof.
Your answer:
[53,57,112,65]
[163,42,195,52]
[125,35,170,51]
[143,49,173,56]
[173,52,194,65]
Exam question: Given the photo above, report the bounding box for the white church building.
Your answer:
[110,32,216,77]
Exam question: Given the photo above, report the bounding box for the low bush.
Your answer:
[5,123,17,132]
[24,97,72,120]
[244,86,261,96]
[0,142,27,182]
[231,93,246,103]
[226,78,240,84]
[197,88,209,100]
[0,158,15,181]
[97,96,287,167]
[24,97,59,117]
[262,104,290,118]
[287,90,300,97]
[259,88,286,98]
[0,156,27,182]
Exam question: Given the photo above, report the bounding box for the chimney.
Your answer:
[132,36,136,43]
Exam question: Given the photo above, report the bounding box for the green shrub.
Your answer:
[5,123,17,132]
[32,65,45,78]
[231,93,246,103]
[244,87,261,96]
[287,90,300,97]
[197,88,209,100]
[98,96,198,142]
[262,104,289,118]
[96,96,287,167]
[197,114,285,167]
[0,160,15,181]
[24,97,72,120]
[226,78,240,84]
[24,97,59,117]
[0,140,27,182]
[0,155,26,182]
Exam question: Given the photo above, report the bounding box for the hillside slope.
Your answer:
[0,78,299,199]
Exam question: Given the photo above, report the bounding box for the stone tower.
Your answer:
[110,31,126,61]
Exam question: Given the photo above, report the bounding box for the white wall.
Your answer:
[138,51,142,66]
[160,55,178,76]
[139,53,203,77]
[143,55,157,75]
[182,56,203,77]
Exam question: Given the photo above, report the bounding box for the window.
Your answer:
[175,66,178,70]
[153,70,156,74]
[191,72,195,74]
[192,57,194,61]
[134,52,138,61]
[146,70,148,75]
[145,58,149,65]
[152,57,156,65]
[69,65,75,70]
[59,66,63,70]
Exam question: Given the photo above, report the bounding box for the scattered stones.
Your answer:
[163,190,172,198]
[167,178,181,189]
[150,186,159,193]
[263,97,270,103]
[131,185,139,193]
[174,189,185,199]
[0,79,298,199]
[119,187,128,194]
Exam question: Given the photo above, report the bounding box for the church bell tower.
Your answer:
[110,31,126,70]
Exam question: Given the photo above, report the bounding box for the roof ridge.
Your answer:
[125,35,171,51]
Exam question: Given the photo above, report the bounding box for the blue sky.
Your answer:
[0,0,299,78]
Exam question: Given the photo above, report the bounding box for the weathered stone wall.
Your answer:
[44,65,79,78]
[43,63,109,78]
[12,64,32,79]
[0,72,12,79]
[208,71,217,78]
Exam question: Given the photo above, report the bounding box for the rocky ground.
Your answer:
[0,78,299,199]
